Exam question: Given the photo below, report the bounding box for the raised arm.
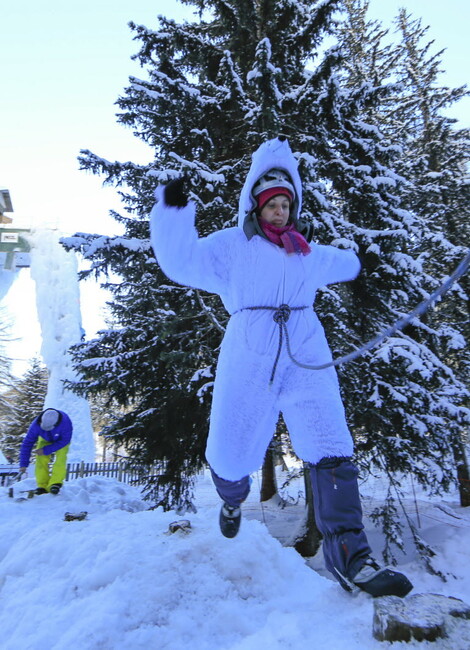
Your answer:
[150,180,231,294]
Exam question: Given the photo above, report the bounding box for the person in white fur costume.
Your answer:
[150,137,412,598]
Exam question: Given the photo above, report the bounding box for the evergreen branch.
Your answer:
[196,291,226,334]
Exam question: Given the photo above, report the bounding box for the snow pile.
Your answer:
[1,473,470,649]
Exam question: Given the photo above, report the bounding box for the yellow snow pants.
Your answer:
[35,438,70,491]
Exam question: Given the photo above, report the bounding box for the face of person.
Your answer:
[259,195,291,227]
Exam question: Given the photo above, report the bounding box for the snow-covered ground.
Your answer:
[1,469,470,649]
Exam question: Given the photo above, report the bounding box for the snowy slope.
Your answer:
[1,472,470,649]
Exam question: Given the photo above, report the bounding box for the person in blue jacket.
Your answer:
[19,408,72,495]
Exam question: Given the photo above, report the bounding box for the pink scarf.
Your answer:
[259,220,311,255]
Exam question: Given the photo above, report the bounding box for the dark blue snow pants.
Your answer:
[211,456,371,581]
[211,469,251,508]
[309,457,372,580]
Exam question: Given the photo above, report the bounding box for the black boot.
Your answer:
[49,483,62,495]
[219,503,241,538]
[352,558,413,598]
[35,487,48,495]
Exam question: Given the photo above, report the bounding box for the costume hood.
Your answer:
[238,137,312,241]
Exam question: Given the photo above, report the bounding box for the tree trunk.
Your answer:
[453,441,470,507]
[294,463,322,557]
[260,444,278,502]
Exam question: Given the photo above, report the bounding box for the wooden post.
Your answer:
[454,442,470,507]
[294,463,322,558]
[260,444,278,502]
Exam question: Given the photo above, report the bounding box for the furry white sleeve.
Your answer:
[313,243,361,286]
[149,191,231,294]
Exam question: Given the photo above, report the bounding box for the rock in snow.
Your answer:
[373,593,470,642]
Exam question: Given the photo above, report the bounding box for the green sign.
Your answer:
[0,228,31,253]
[0,228,31,270]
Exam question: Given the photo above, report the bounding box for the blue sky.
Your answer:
[1,0,468,374]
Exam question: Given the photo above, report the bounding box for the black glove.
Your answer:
[358,246,381,273]
[297,219,314,242]
[164,177,188,208]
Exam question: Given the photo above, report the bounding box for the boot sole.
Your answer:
[355,570,413,598]
[219,509,241,539]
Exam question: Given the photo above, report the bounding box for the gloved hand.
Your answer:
[164,177,188,208]
[298,219,314,243]
[358,245,381,273]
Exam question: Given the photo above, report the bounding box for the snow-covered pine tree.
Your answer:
[0,357,48,462]
[392,9,470,506]
[332,1,470,552]
[334,0,399,98]
[0,311,15,460]
[64,0,345,510]
[392,9,469,371]
[64,0,468,526]
[393,10,470,243]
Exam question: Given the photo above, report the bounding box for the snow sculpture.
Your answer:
[29,229,95,462]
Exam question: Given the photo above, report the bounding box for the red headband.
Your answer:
[257,187,293,210]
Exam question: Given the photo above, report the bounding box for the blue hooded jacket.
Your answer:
[19,409,73,468]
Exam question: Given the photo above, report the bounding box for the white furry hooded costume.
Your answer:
[150,138,361,481]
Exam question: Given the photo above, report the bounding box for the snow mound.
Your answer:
[2,474,470,649]
[0,477,376,649]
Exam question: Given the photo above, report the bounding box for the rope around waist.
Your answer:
[233,304,318,383]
